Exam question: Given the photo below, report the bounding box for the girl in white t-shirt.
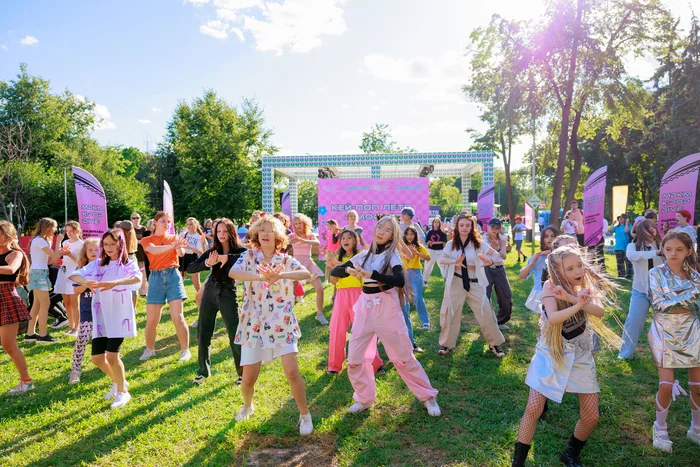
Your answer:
[54,221,84,337]
[331,216,440,417]
[26,218,64,343]
[179,217,207,293]
[561,211,579,236]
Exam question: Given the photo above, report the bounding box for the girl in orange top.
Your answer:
[139,211,190,362]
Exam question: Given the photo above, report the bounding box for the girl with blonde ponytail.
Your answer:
[512,245,621,467]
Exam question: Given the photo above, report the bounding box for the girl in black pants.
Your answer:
[187,218,246,384]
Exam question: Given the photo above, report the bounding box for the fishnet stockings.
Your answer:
[516,389,547,444]
[573,393,600,441]
[71,321,93,374]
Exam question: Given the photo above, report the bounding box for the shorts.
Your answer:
[27,269,51,292]
[91,337,124,355]
[240,342,298,366]
[0,283,32,326]
[179,253,198,273]
[514,240,523,251]
[147,267,187,305]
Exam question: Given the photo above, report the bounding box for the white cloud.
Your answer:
[185,0,210,5]
[370,104,380,112]
[186,0,347,54]
[1,44,7,52]
[151,107,163,112]
[137,119,152,124]
[94,103,116,130]
[20,35,39,46]
[200,20,229,39]
[364,50,470,103]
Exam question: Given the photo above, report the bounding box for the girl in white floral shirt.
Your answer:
[229,216,314,435]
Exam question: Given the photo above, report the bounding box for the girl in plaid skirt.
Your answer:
[0,221,34,395]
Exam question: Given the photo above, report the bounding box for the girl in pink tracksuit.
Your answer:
[327,229,383,374]
[331,216,440,416]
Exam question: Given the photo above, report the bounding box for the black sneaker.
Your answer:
[24,334,37,342]
[490,345,505,358]
[50,318,69,330]
[36,334,57,344]
[193,375,206,384]
[413,345,424,354]
[375,365,386,376]
[235,376,242,385]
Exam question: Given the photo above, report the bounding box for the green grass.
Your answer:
[0,244,697,466]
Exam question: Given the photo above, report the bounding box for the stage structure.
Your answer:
[261,152,495,215]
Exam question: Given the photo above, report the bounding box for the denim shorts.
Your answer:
[28,269,51,292]
[146,267,187,305]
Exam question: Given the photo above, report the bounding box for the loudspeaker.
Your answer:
[468,189,478,203]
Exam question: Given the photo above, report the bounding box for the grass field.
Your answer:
[0,244,697,466]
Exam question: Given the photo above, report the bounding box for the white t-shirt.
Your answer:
[180,232,203,254]
[61,239,84,269]
[561,219,577,235]
[30,237,50,269]
[513,223,528,241]
[350,250,402,284]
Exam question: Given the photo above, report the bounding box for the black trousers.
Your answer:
[485,265,513,325]
[197,281,242,378]
[614,250,633,278]
[593,241,606,273]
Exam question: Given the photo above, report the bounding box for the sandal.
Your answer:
[437,347,452,356]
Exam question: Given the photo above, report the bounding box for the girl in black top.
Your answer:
[187,218,246,384]
[423,217,447,285]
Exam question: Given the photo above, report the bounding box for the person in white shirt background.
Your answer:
[512,216,528,263]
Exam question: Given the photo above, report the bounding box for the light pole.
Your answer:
[7,202,14,224]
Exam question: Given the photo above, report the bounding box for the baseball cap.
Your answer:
[488,218,502,227]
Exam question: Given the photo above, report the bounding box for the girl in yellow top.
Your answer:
[327,229,383,374]
[400,226,432,336]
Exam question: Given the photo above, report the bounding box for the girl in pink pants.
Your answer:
[328,229,383,374]
[331,216,440,416]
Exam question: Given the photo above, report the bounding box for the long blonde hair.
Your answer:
[544,245,622,366]
[77,238,100,268]
[361,216,410,302]
[292,213,313,237]
[32,217,57,240]
[64,220,83,240]
[0,220,30,286]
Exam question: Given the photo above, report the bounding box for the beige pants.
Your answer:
[439,276,505,349]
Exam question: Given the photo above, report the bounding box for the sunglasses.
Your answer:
[131,217,140,220]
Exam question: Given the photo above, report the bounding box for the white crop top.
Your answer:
[350,250,402,283]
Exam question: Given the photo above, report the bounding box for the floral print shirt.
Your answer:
[232,249,307,349]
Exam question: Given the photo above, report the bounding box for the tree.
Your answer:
[297,180,318,221]
[429,177,461,218]
[360,123,415,154]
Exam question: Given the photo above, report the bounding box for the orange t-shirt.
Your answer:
[141,235,180,270]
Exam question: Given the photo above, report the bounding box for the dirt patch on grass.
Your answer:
[246,444,336,467]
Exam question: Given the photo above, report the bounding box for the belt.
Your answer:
[489,264,504,269]
[453,273,478,282]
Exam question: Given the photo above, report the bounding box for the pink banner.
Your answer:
[477,184,494,226]
[163,180,175,234]
[658,152,700,233]
[317,178,429,248]
[583,166,607,247]
[71,166,108,239]
[524,202,533,228]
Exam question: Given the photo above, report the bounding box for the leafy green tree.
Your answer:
[297,180,318,221]
[429,177,461,218]
[360,123,415,154]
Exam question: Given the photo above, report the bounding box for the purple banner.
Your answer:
[430,205,441,218]
[71,166,108,239]
[477,184,494,226]
[281,190,292,218]
[583,166,607,247]
[658,152,700,233]
[163,180,175,235]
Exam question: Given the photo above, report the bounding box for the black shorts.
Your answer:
[179,253,198,273]
[91,337,124,355]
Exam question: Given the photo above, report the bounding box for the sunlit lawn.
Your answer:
[0,243,697,466]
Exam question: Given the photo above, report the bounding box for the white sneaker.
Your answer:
[315,314,329,325]
[235,405,255,422]
[296,296,304,303]
[179,349,192,361]
[139,348,156,361]
[299,413,313,436]
[323,281,329,286]
[105,382,118,400]
[653,422,673,453]
[498,324,509,330]
[110,391,132,409]
[7,380,34,395]
[69,370,81,385]
[424,398,441,416]
[688,425,700,446]
[348,401,372,414]
[189,320,198,328]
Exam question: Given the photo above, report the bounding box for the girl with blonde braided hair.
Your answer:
[512,245,622,467]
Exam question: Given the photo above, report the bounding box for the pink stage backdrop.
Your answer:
[583,166,607,247]
[477,184,495,226]
[71,166,108,239]
[658,152,700,234]
[317,178,430,249]
[163,180,175,235]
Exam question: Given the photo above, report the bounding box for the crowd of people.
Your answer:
[0,202,699,466]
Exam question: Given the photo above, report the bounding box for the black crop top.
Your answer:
[0,250,19,283]
[543,306,587,340]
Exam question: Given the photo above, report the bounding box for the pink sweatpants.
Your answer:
[328,287,383,373]
[347,289,438,405]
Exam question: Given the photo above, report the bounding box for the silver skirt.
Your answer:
[525,330,599,403]
[648,311,700,369]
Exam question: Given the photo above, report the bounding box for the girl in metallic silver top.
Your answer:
[646,230,700,453]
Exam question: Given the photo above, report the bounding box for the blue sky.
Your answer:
[1,0,694,169]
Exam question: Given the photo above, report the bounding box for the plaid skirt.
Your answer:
[0,282,32,327]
